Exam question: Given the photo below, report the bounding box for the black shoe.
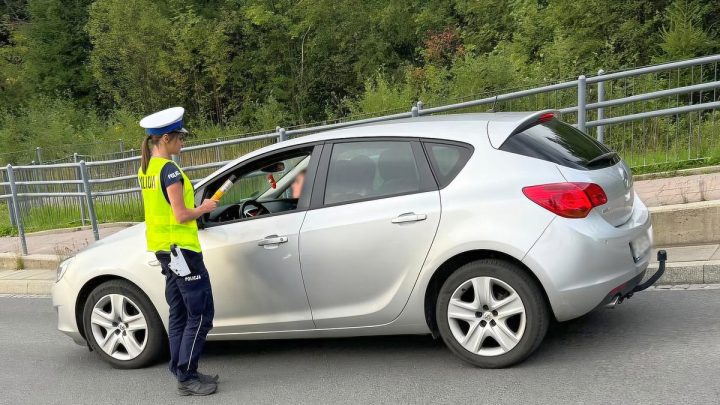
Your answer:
[177,379,217,396]
[197,372,219,384]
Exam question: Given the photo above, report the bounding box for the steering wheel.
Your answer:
[239,199,270,218]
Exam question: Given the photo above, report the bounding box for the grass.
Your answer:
[0,199,142,236]
[0,203,15,236]
[626,141,720,175]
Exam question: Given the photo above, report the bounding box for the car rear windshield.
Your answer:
[499,119,620,170]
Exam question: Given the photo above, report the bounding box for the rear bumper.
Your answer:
[523,193,653,321]
[595,270,646,309]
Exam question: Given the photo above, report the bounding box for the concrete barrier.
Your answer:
[0,253,60,270]
[650,201,720,246]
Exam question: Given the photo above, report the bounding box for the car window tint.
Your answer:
[325,141,420,205]
[424,142,472,188]
[500,119,618,170]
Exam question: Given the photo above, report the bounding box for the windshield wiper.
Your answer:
[586,151,618,167]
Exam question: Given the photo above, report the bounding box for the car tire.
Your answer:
[82,279,165,369]
[436,259,549,368]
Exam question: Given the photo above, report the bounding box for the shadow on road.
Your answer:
[199,300,651,368]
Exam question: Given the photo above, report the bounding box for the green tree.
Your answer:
[660,0,718,60]
[87,0,175,112]
[21,0,94,102]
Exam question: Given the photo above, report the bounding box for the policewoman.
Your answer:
[137,107,219,396]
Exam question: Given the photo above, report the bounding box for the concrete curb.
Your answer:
[647,260,720,284]
[0,279,53,295]
[0,260,715,297]
[0,253,60,270]
[0,269,55,295]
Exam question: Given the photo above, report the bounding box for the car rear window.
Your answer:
[499,119,619,170]
[423,142,473,188]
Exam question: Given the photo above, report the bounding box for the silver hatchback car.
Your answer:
[52,111,659,369]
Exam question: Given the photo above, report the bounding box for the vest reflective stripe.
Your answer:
[138,157,201,253]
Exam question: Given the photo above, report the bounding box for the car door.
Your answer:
[299,139,441,328]
[197,144,321,334]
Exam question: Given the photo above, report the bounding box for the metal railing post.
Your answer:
[35,147,43,164]
[6,164,27,255]
[277,127,288,142]
[118,139,125,154]
[596,69,605,143]
[79,160,99,241]
[73,153,86,226]
[577,75,587,133]
[411,105,419,117]
[2,168,16,227]
[417,100,424,115]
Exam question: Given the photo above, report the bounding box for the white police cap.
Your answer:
[139,107,188,136]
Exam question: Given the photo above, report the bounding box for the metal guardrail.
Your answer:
[2,54,720,254]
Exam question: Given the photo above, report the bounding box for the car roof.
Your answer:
[194,111,551,188]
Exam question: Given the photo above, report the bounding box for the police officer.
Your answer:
[137,107,219,396]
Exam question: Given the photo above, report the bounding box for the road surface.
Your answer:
[1,290,719,404]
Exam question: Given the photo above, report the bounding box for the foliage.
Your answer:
[0,0,719,166]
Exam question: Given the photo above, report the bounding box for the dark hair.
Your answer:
[140,132,180,174]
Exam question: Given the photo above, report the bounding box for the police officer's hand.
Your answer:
[198,199,218,214]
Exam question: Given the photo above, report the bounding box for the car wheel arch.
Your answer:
[423,249,554,338]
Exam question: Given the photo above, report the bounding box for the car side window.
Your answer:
[200,147,315,226]
[324,141,421,205]
[423,142,473,188]
[217,154,308,206]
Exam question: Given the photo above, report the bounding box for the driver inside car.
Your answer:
[291,170,305,199]
[208,157,311,223]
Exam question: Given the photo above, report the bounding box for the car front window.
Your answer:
[217,155,308,206]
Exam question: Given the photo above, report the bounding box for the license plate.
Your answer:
[630,233,651,262]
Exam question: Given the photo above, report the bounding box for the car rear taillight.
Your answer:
[522,182,607,218]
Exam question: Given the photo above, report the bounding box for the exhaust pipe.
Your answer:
[605,295,622,309]
[606,250,668,310]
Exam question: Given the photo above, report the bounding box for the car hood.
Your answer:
[90,223,146,247]
[72,223,149,269]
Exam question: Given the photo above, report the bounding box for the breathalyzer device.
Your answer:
[211,175,237,201]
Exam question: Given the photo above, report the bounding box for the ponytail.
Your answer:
[140,135,153,174]
[140,132,180,174]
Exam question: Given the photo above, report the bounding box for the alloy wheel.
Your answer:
[89,294,148,361]
[447,276,526,356]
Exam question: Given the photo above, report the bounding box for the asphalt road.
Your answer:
[1,290,720,405]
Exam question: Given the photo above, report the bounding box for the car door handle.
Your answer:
[258,235,289,246]
[391,213,427,224]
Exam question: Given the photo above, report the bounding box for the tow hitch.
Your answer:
[606,250,667,308]
[633,250,667,293]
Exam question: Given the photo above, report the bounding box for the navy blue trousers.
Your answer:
[156,249,215,382]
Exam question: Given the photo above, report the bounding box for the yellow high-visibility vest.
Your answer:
[138,157,201,253]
